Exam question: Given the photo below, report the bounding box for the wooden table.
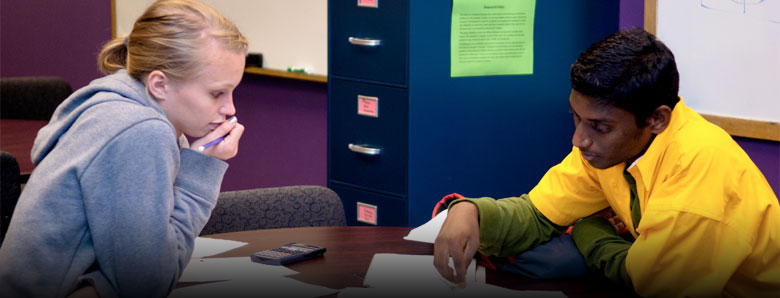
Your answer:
[198,226,638,297]
[0,119,48,177]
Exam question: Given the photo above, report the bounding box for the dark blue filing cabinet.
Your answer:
[328,0,619,227]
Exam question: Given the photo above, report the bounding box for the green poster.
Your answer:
[451,0,536,77]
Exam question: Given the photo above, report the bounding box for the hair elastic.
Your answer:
[123,36,129,48]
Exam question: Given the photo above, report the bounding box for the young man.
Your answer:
[433,28,779,297]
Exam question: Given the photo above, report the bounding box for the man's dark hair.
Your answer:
[570,28,680,127]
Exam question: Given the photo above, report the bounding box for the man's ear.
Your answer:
[648,105,672,134]
[146,70,169,102]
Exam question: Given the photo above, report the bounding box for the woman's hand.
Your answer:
[191,116,244,160]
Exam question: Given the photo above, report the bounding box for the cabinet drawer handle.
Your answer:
[348,143,382,155]
[348,37,382,47]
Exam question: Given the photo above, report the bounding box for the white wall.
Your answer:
[656,0,779,122]
[115,0,328,76]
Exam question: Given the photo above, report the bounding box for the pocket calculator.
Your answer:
[250,243,326,265]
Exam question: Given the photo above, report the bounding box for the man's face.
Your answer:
[569,89,655,169]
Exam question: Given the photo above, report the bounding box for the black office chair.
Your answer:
[0,151,22,245]
[200,185,346,236]
[0,76,72,120]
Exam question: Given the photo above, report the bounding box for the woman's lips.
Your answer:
[208,121,224,131]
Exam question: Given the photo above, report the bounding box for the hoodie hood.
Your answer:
[31,70,166,165]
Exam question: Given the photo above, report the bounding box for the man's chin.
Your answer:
[586,159,618,170]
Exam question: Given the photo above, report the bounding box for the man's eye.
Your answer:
[212,91,224,98]
[570,111,581,122]
[593,124,610,134]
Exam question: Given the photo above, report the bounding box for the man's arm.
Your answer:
[433,202,480,288]
[467,194,568,256]
[433,194,567,286]
[571,216,633,288]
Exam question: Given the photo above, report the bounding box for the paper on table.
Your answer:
[170,276,338,298]
[403,209,447,243]
[451,283,568,298]
[191,237,247,259]
[342,253,563,298]
[339,285,567,298]
[363,253,480,289]
[180,257,297,282]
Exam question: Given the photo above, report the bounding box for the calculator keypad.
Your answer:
[261,247,299,258]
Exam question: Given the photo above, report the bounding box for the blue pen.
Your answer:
[197,116,237,152]
[197,136,225,152]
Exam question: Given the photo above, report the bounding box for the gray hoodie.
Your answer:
[0,70,228,298]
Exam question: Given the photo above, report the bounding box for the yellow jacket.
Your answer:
[530,101,780,297]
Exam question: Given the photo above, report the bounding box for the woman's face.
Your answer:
[158,41,245,138]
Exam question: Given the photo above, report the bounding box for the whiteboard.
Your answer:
[114,0,328,76]
[655,0,780,122]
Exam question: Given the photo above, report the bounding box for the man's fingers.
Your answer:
[455,237,479,287]
[433,246,456,283]
[453,254,469,287]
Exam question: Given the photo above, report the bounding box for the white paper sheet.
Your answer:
[180,257,297,282]
[191,237,247,259]
[170,276,338,298]
[342,253,566,298]
[403,209,447,244]
[338,285,567,298]
[363,253,479,289]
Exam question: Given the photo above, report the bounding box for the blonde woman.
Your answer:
[0,0,247,297]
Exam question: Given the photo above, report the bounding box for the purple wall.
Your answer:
[0,0,111,89]
[735,137,780,195]
[221,75,327,191]
[1,0,777,195]
[619,0,645,30]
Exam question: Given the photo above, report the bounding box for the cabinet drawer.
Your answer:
[330,182,407,226]
[330,79,408,195]
[330,0,408,85]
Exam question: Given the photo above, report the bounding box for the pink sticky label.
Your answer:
[357,0,378,8]
[357,202,377,225]
[357,95,379,118]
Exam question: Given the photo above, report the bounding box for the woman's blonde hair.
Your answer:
[98,0,248,81]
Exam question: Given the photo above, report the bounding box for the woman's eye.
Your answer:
[212,91,224,98]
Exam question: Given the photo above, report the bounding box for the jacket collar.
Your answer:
[632,98,693,187]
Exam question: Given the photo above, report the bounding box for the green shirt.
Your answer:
[452,194,567,257]
[454,190,636,288]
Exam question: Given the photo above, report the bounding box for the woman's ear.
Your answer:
[648,105,672,134]
[146,70,168,102]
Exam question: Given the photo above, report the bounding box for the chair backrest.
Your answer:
[0,76,72,120]
[200,185,346,236]
[1,151,21,244]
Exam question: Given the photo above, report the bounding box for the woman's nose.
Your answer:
[220,95,236,116]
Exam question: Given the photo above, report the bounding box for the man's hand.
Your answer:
[433,201,480,288]
[594,208,628,234]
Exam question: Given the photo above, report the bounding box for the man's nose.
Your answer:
[572,124,592,148]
